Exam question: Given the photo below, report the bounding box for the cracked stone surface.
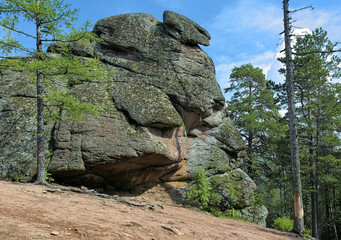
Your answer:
[0,11,267,226]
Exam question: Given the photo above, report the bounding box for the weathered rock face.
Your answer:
[0,11,267,225]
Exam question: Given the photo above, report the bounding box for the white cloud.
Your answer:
[250,51,276,75]
[243,6,283,32]
[296,10,334,30]
[255,41,265,51]
[211,0,282,34]
[211,0,341,94]
[215,51,276,92]
[276,28,312,59]
[266,28,313,84]
[216,63,235,91]
[294,9,341,42]
[279,109,287,117]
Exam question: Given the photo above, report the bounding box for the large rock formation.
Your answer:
[0,11,267,226]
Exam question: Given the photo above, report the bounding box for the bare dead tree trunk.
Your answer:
[282,0,304,236]
[35,0,47,184]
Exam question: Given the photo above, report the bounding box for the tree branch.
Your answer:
[293,49,341,55]
[0,24,36,39]
[41,11,66,24]
[41,31,87,43]
[0,9,22,14]
[0,40,36,55]
[289,5,314,13]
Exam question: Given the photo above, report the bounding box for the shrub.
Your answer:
[186,167,213,209]
[10,172,23,182]
[272,216,293,232]
[45,170,54,182]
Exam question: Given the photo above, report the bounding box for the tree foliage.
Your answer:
[186,167,214,209]
[0,0,108,184]
[225,26,341,238]
[225,63,282,184]
[292,27,341,240]
[272,216,294,232]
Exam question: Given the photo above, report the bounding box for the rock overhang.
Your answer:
[0,10,267,226]
[0,10,237,188]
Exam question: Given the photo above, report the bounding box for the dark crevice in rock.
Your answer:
[64,154,179,180]
[163,23,180,40]
[48,121,58,156]
[119,108,139,127]
[98,44,159,64]
[195,26,208,37]
[111,98,140,128]
[184,42,199,48]
[99,44,140,61]
[10,94,36,98]
[167,94,199,115]
[101,58,139,73]
[0,11,266,225]
[206,137,239,160]
[1,107,14,112]
[148,122,177,129]
[213,99,225,111]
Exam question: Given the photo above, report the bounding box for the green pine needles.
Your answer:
[0,0,110,184]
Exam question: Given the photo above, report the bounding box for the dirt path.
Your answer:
[0,180,305,240]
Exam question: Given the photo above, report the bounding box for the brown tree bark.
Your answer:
[282,0,304,235]
[308,107,319,239]
[35,0,47,185]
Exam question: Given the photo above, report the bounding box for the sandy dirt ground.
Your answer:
[0,180,306,240]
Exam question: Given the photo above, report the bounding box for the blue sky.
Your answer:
[71,0,341,97]
[3,0,341,99]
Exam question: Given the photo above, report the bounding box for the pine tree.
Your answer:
[225,63,281,183]
[293,27,341,239]
[0,0,107,184]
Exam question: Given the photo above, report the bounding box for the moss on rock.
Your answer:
[112,82,183,128]
[208,169,257,210]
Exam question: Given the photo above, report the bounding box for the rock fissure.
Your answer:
[0,10,268,226]
[10,94,37,98]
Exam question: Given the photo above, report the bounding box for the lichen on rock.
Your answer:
[0,10,267,225]
[163,10,211,46]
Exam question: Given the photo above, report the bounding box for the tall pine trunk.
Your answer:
[325,184,339,240]
[247,80,254,178]
[309,107,319,239]
[332,184,339,240]
[282,0,304,235]
[330,204,339,240]
[35,0,47,184]
[325,186,332,240]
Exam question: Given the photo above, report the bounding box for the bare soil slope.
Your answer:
[0,180,305,240]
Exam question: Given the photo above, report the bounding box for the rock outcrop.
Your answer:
[0,11,267,226]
